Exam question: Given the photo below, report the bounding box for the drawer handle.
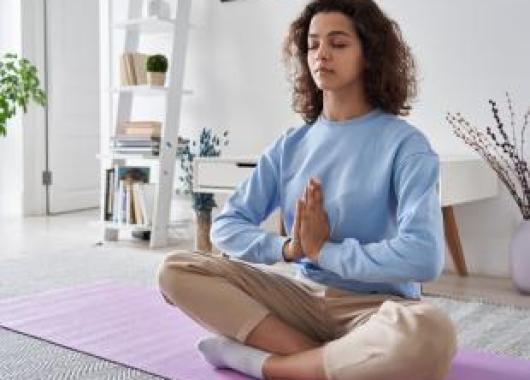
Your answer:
[236,162,257,168]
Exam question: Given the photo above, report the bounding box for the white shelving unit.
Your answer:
[99,0,192,248]
[111,85,193,95]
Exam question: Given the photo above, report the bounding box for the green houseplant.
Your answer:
[178,127,229,252]
[0,53,47,136]
[146,54,168,86]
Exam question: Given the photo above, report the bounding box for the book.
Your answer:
[117,121,162,137]
[136,183,148,226]
[125,180,132,224]
[132,53,148,85]
[122,128,161,137]
[112,139,160,148]
[140,183,156,226]
[125,53,137,85]
[112,134,161,140]
[120,121,162,129]
[120,55,131,86]
[132,183,144,225]
[104,168,114,221]
[120,52,149,86]
[112,148,160,156]
[116,180,125,223]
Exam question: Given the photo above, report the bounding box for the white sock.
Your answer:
[196,335,271,379]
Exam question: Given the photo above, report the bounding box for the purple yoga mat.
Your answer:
[0,281,248,379]
[0,281,529,380]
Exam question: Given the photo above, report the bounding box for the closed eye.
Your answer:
[308,43,348,50]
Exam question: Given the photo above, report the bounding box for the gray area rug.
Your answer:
[1,243,529,379]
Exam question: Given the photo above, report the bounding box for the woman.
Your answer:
[158,0,457,379]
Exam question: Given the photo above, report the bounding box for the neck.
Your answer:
[322,83,373,121]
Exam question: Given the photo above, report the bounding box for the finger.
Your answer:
[314,183,323,205]
[306,182,317,211]
[293,199,303,243]
[308,181,316,205]
[309,177,323,204]
[290,202,297,236]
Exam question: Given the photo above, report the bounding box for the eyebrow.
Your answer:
[308,31,352,38]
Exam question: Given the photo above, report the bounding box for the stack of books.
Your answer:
[111,120,189,156]
[112,121,161,155]
[120,52,149,86]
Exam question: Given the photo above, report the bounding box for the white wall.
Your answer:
[102,0,528,276]
[0,0,23,218]
[375,0,530,277]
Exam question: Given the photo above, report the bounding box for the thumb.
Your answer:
[292,198,304,247]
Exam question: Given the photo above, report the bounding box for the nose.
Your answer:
[315,44,330,61]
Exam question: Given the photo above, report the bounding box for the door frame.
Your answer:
[21,0,100,216]
[20,0,47,216]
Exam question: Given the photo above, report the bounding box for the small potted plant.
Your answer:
[178,127,230,253]
[146,54,168,86]
[0,53,47,137]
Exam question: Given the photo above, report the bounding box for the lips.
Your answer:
[316,67,333,74]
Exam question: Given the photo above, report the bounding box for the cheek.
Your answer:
[341,53,365,75]
[307,53,316,68]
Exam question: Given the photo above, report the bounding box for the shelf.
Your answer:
[97,153,159,161]
[111,85,193,96]
[99,219,191,232]
[97,147,187,162]
[114,17,175,33]
[101,221,152,232]
[102,0,193,248]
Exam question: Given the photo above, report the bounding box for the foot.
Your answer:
[197,335,271,379]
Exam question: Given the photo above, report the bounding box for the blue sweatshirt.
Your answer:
[210,108,444,299]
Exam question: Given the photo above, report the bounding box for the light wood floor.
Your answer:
[3,208,529,309]
[423,271,530,308]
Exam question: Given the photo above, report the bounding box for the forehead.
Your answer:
[308,11,355,36]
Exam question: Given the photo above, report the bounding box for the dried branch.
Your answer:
[447,94,530,219]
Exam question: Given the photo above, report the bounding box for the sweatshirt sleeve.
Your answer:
[316,151,445,283]
[209,132,290,265]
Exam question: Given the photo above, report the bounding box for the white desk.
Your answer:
[194,155,499,276]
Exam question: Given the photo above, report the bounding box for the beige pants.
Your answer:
[158,250,457,380]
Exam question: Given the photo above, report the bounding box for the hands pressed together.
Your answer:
[283,177,330,262]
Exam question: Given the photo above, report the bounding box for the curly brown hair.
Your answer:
[283,0,417,124]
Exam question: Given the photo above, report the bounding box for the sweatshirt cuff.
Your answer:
[316,241,343,270]
[264,234,290,264]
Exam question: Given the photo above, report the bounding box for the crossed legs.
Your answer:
[158,251,457,380]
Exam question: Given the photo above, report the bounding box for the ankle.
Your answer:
[261,355,278,380]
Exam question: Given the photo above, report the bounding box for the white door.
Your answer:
[46,0,100,213]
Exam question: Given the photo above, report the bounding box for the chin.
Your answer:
[315,81,341,92]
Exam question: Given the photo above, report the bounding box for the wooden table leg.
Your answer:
[442,206,468,276]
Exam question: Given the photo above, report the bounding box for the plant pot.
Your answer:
[147,72,166,86]
[509,219,530,294]
[195,210,212,253]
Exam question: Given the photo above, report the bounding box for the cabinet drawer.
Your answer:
[194,159,256,192]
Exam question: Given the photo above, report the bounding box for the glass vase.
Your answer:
[509,219,530,294]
